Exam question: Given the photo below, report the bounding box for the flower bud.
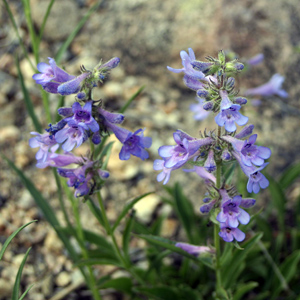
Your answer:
[203,101,214,111]
[226,77,235,89]
[191,61,213,74]
[202,197,211,203]
[197,89,209,98]
[204,149,216,173]
[221,148,232,161]
[235,124,254,139]
[77,91,86,100]
[200,200,216,214]
[235,97,247,105]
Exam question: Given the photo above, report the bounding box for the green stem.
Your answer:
[215,126,222,293]
[72,198,102,300]
[96,191,144,285]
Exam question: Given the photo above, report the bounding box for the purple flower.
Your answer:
[240,134,271,166]
[247,53,264,66]
[32,57,75,85]
[175,242,214,256]
[189,98,210,121]
[183,165,216,185]
[158,132,213,169]
[222,135,271,167]
[107,123,152,160]
[98,57,120,70]
[64,101,99,133]
[244,74,288,98]
[98,107,125,124]
[216,193,250,228]
[153,159,176,185]
[235,124,255,139]
[183,75,205,91]
[219,221,246,242]
[200,199,216,214]
[215,90,248,132]
[55,124,88,152]
[233,151,269,193]
[167,48,205,80]
[57,72,90,96]
[204,149,216,173]
[36,148,84,169]
[215,106,248,132]
[29,132,58,163]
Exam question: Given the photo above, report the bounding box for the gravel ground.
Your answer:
[1,0,300,299]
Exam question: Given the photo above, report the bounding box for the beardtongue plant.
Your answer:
[29,57,153,300]
[155,48,271,297]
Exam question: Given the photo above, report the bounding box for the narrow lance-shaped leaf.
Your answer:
[12,247,32,300]
[0,220,37,260]
[112,192,154,232]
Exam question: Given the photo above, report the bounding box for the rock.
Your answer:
[0,126,20,143]
[0,278,13,300]
[55,271,71,287]
[44,230,63,253]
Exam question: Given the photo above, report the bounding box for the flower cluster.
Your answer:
[155,49,271,242]
[30,57,152,197]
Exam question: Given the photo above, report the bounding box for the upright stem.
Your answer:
[215,125,222,293]
[96,191,145,285]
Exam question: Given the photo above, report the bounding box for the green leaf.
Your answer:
[12,247,31,300]
[18,283,34,300]
[56,227,113,250]
[265,174,286,231]
[135,286,180,300]
[232,282,259,300]
[137,234,213,269]
[172,183,196,243]
[0,220,36,261]
[122,211,135,261]
[99,277,133,295]
[222,233,263,288]
[55,1,100,64]
[15,56,42,132]
[112,192,154,232]
[98,141,114,170]
[119,86,145,113]
[86,198,105,227]
[3,156,79,262]
[279,163,300,190]
[75,258,122,268]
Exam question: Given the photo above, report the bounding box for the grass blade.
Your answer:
[12,247,31,300]
[119,86,145,113]
[112,192,154,232]
[279,162,300,190]
[0,220,37,260]
[38,0,56,43]
[3,0,35,71]
[18,283,34,300]
[55,1,101,64]
[16,56,42,132]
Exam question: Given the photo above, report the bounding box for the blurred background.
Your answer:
[0,0,300,299]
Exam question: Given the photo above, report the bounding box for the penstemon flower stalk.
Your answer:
[29,56,152,299]
[154,48,271,296]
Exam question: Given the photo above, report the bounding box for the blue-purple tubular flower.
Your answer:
[29,132,58,164]
[233,151,269,193]
[106,123,152,160]
[244,74,288,98]
[32,57,76,94]
[98,57,120,70]
[167,48,205,80]
[55,124,88,152]
[204,149,216,173]
[216,191,251,228]
[158,132,213,169]
[153,159,176,185]
[222,135,271,167]
[215,90,248,132]
[175,242,214,256]
[247,53,264,66]
[219,221,245,242]
[57,72,90,96]
[190,98,210,121]
[64,101,99,133]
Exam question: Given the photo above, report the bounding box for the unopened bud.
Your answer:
[203,101,214,111]
[235,124,254,139]
[200,200,216,214]
[235,97,247,105]
[226,77,235,89]
[191,61,213,74]
[197,89,209,98]
[221,149,232,161]
[204,149,216,173]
